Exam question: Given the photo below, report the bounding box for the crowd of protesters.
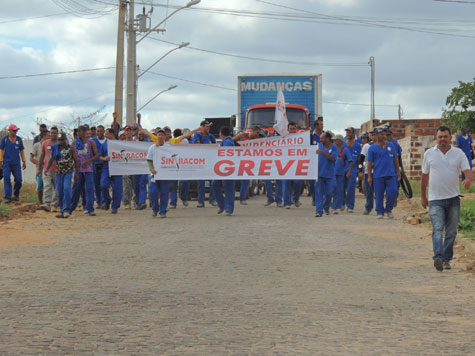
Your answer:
[0,117,472,222]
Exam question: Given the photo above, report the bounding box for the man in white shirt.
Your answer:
[421,126,471,271]
[147,129,169,218]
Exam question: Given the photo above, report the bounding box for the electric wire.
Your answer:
[0,67,115,80]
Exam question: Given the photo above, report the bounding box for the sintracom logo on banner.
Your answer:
[112,150,148,164]
[161,154,206,171]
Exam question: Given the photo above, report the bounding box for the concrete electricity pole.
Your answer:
[114,0,126,126]
[369,56,375,129]
[125,0,137,126]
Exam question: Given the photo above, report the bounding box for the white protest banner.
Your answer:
[273,88,289,136]
[108,140,153,176]
[238,131,309,147]
[108,140,318,180]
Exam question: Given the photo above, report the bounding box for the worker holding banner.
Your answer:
[147,129,169,218]
[99,128,123,214]
[283,122,303,209]
[212,127,236,216]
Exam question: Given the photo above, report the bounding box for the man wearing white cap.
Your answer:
[0,124,26,203]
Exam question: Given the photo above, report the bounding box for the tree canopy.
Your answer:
[442,78,475,133]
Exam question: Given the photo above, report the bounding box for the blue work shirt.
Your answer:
[92,137,106,165]
[367,142,397,178]
[192,132,216,144]
[0,135,24,165]
[335,146,353,176]
[311,132,321,145]
[99,140,110,170]
[318,143,337,178]
[344,141,362,175]
[220,136,235,147]
[456,134,473,160]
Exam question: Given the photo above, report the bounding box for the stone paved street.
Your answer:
[1,195,474,355]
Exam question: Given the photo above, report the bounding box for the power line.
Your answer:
[147,37,368,67]
[0,12,69,24]
[0,66,115,80]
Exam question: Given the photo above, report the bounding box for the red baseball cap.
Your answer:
[8,124,19,131]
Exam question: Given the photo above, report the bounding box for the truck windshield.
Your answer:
[247,108,308,129]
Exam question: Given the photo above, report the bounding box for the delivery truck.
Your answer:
[237,74,322,134]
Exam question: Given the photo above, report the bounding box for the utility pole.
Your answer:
[125,0,136,126]
[398,104,403,120]
[369,56,375,129]
[114,0,126,127]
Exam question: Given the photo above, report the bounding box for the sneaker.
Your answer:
[111,210,118,214]
[314,213,322,217]
[347,208,354,213]
[434,258,443,272]
[88,212,96,216]
[363,210,370,215]
[63,212,70,218]
[103,204,110,211]
[332,209,339,215]
[55,213,65,219]
[443,261,451,270]
[182,201,189,207]
[240,201,248,205]
[386,211,394,219]
[217,208,224,214]
[210,201,218,207]
[294,201,302,207]
[377,214,384,219]
[169,205,177,209]
[4,200,12,204]
[40,204,51,212]
[264,199,275,206]
[11,196,19,202]
[159,214,167,218]
[84,210,89,214]
[285,205,291,209]
[152,211,157,217]
[276,203,283,207]
[124,204,132,210]
[139,204,147,210]
[225,212,233,216]
[324,210,330,215]
[197,203,204,208]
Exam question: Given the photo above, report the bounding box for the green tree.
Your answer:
[442,78,475,133]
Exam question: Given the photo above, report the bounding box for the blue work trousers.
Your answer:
[93,163,104,207]
[315,177,335,215]
[150,180,169,215]
[265,180,282,204]
[2,162,22,201]
[213,180,235,214]
[179,180,190,202]
[344,173,357,210]
[71,172,95,213]
[373,176,398,216]
[283,180,302,207]
[133,174,148,206]
[197,180,215,205]
[55,172,72,213]
[332,175,345,210]
[101,169,123,211]
[364,173,374,212]
[308,180,316,203]
[169,180,178,207]
[240,180,250,202]
[429,197,460,262]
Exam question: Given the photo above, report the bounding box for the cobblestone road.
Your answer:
[1,195,474,355]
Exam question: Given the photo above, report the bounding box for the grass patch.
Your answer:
[403,180,475,198]
[24,194,39,203]
[459,200,475,240]
[0,203,11,218]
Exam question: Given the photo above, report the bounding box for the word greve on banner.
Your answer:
[108,140,318,180]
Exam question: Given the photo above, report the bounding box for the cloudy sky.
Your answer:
[1,0,475,137]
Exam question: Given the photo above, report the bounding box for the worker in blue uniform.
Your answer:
[91,125,106,208]
[332,134,353,213]
[308,119,323,206]
[357,132,374,215]
[192,120,216,207]
[99,128,123,213]
[283,122,302,209]
[456,127,474,181]
[315,131,337,217]
[344,126,362,146]
[367,127,401,219]
[213,126,236,216]
[344,130,362,213]
[0,124,27,203]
